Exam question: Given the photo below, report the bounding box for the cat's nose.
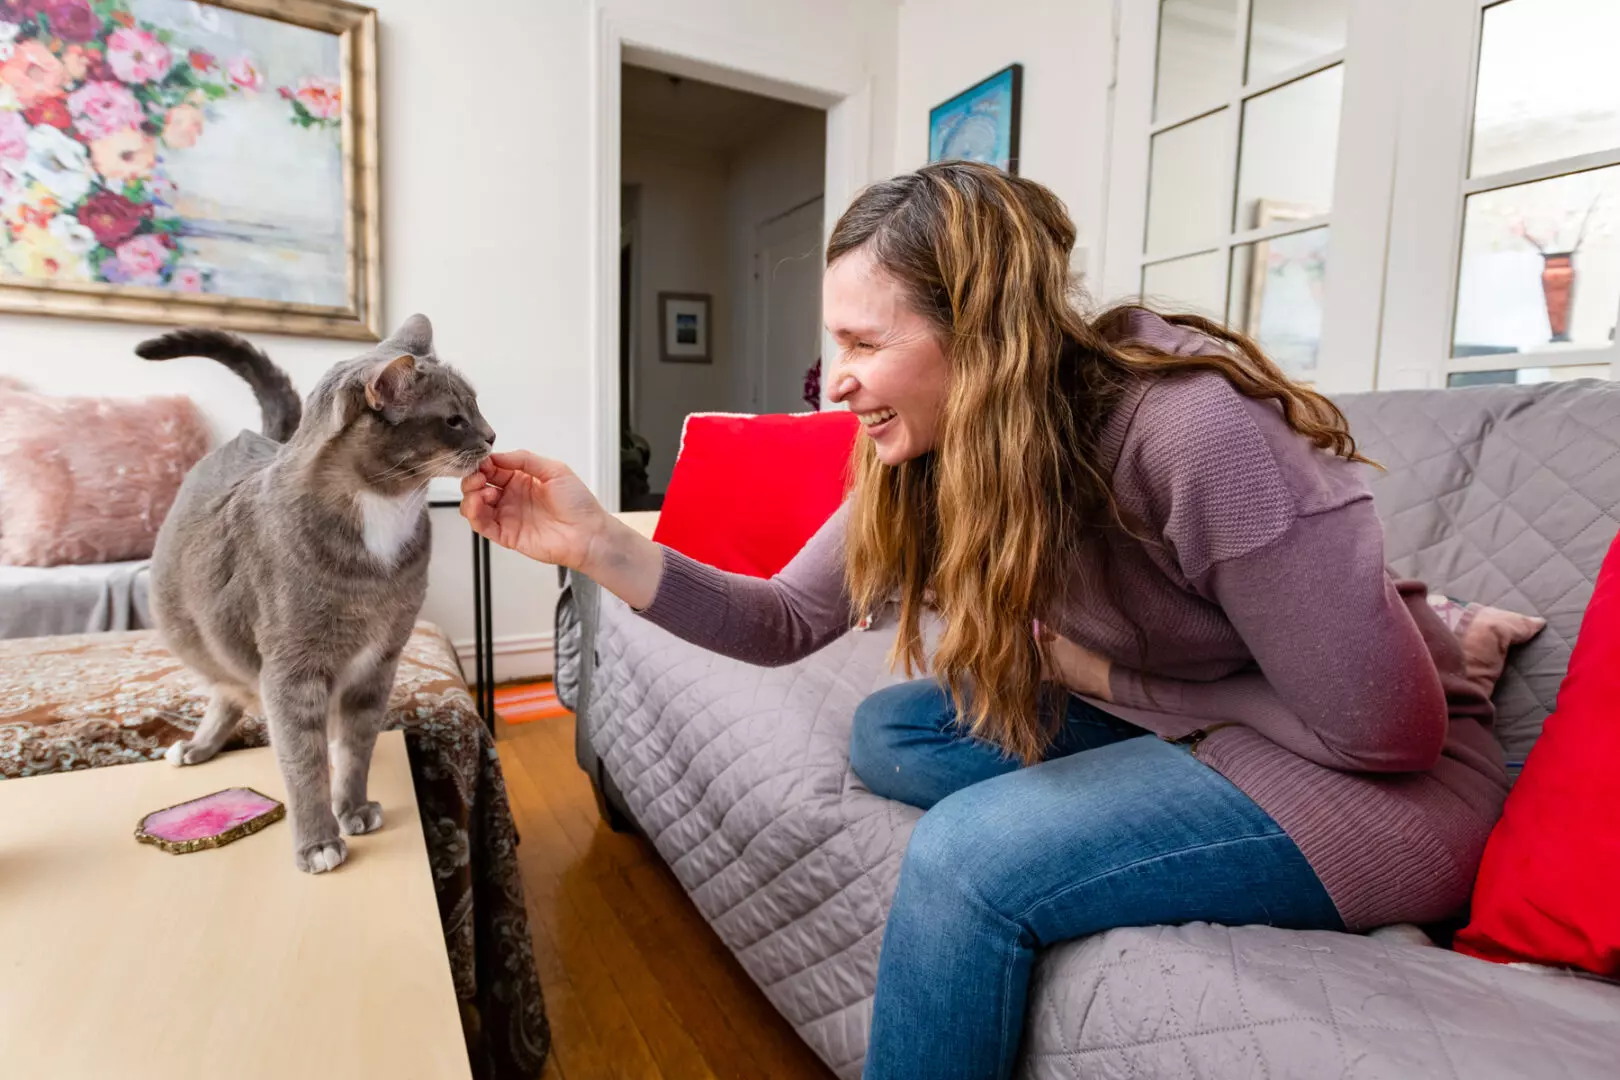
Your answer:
[480,425,496,447]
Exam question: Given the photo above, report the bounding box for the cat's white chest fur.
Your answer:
[356,487,427,566]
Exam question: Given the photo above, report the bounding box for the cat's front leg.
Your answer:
[263,669,346,873]
[331,652,399,836]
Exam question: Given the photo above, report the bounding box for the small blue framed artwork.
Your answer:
[928,64,1023,174]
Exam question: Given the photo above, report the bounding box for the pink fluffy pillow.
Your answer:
[0,381,210,567]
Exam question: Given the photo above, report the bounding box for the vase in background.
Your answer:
[1541,252,1575,342]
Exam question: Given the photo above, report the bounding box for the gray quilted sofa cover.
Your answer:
[571,380,1620,1078]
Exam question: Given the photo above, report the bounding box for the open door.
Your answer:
[755,197,825,413]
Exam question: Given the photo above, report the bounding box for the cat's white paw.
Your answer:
[165,742,186,767]
[295,837,348,874]
[337,802,383,836]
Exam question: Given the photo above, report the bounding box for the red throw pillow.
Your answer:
[1455,529,1620,976]
[653,411,860,578]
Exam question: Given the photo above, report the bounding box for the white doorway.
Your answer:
[754,196,825,414]
[589,9,876,510]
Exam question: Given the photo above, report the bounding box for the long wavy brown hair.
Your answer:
[829,161,1371,764]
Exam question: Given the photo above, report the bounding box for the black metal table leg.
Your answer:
[480,534,495,728]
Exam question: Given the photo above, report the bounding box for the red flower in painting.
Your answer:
[77,189,151,247]
[188,49,216,73]
[43,0,98,43]
[109,9,134,27]
[24,97,73,131]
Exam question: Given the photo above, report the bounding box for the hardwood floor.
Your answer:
[497,714,838,1080]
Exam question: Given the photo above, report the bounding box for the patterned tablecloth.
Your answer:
[0,623,550,1080]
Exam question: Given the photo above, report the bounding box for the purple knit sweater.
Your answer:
[639,312,1509,930]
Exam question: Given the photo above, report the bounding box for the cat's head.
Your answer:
[307,314,495,492]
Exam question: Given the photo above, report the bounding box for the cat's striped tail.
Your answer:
[136,328,301,442]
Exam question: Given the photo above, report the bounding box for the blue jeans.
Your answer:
[850,680,1344,1080]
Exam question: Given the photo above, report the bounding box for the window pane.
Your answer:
[1234,66,1342,232]
[1155,0,1238,122]
[1448,364,1611,387]
[1147,111,1227,255]
[1228,226,1330,379]
[1470,0,1620,178]
[1142,251,1226,321]
[1247,0,1348,85]
[1453,165,1620,357]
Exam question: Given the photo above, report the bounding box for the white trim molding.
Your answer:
[454,632,556,685]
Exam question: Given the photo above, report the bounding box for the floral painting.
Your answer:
[0,0,379,338]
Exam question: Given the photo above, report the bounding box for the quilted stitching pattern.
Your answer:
[590,601,917,1077]
[1336,381,1620,756]
[1023,924,1620,1079]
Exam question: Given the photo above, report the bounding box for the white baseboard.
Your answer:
[454,631,554,685]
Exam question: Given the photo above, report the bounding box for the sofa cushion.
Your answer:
[1335,380,1620,759]
[0,383,209,567]
[653,411,859,577]
[1455,527,1620,976]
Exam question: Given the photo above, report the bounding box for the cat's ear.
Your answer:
[384,313,434,360]
[364,354,418,411]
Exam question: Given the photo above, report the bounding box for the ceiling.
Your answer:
[621,64,817,154]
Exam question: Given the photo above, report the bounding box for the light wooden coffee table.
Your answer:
[0,731,470,1080]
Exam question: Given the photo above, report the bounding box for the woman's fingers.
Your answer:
[488,450,572,481]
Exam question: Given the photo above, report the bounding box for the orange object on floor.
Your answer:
[495,681,571,725]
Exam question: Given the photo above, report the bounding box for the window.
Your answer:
[1108,0,1618,392]
[1105,0,1396,391]
[1382,0,1619,387]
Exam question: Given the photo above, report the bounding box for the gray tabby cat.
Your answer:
[141,315,494,873]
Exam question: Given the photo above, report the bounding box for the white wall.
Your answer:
[894,0,1116,288]
[726,108,827,412]
[0,0,899,682]
[622,135,735,491]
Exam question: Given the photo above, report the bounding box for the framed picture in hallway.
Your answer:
[0,0,381,340]
[659,292,711,363]
[928,64,1022,175]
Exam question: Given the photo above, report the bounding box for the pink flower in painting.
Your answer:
[114,233,170,284]
[106,28,173,85]
[0,39,67,108]
[293,76,342,120]
[227,55,263,91]
[67,81,144,140]
[161,103,203,149]
[170,267,204,292]
[0,109,26,163]
[89,127,156,183]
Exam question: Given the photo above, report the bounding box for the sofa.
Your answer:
[565,380,1620,1078]
[0,559,154,640]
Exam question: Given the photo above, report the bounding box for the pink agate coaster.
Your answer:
[136,787,285,854]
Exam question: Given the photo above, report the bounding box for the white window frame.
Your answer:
[1379,0,1620,388]
[1102,0,1404,394]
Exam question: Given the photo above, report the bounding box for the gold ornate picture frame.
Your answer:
[0,0,381,340]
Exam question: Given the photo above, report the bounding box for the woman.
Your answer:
[463,162,1508,1080]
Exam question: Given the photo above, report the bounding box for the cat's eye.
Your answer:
[446,415,467,430]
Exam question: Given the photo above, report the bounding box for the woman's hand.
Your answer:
[1038,625,1114,702]
[460,452,608,569]
[460,451,665,609]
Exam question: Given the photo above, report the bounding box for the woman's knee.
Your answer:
[848,680,952,795]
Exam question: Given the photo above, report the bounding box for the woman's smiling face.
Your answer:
[822,245,951,466]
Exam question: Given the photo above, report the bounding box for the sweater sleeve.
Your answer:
[635,503,854,667]
[1111,500,1449,772]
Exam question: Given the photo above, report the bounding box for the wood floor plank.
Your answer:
[499,743,665,1080]
[501,716,837,1080]
[503,736,715,1080]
